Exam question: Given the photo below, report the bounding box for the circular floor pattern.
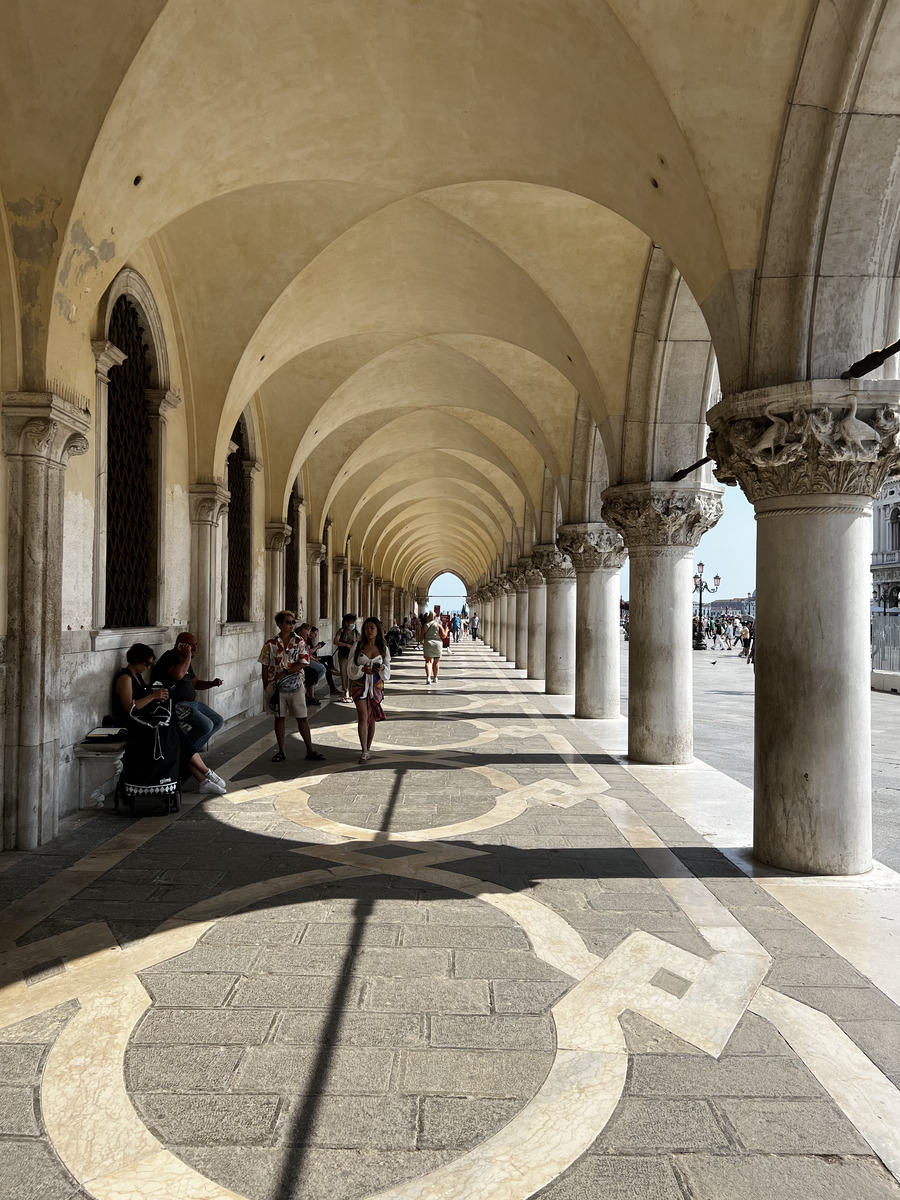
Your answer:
[127,875,560,1200]
[332,717,497,753]
[307,762,500,832]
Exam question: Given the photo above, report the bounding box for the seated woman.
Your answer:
[113,644,227,808]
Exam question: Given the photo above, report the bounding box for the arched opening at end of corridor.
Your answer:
[428,571,468,616]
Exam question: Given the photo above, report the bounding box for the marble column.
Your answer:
[363,570,374,617]
[349,563,363,615]
[264,521,292,622]
[373,577,383,623]
[557,523,627,719]
[513,568,529,671]
[306,542,326,623]
[332,554,348,631]
[708,380,900,874]
[381,582,395,628]
[189,481,230,685]
[603,482,722,766]
[483,586,496,649]
[501,576,513,662]
[525,564,547,680]
[532,545,576,694]
[3,393,90,849]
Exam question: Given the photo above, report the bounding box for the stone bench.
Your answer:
[73,731,127,809]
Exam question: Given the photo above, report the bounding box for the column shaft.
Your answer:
[526,579,546,679]
[574,567,622,719]
[515,586,528,671]
[545,577,576,694]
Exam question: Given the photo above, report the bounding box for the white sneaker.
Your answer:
[205,769,227,790]
[199,774,226,795]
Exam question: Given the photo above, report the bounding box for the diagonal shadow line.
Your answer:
[274,763,408,1200]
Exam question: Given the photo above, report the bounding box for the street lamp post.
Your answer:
[693,562,720,650]
[747,592,753,618]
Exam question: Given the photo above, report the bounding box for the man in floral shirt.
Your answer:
[258,610,326,764]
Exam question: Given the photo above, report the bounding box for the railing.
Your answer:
[872,613,900,672]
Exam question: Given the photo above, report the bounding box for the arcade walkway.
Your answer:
[1,642,900,1199]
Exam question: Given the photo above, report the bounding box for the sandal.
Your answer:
[271,751,287,763]
[305,750,326,761]
[358,751,371,764]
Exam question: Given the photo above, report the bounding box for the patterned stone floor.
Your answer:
[1,641,900,1199]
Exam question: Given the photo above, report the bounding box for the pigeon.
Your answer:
[710,660,717,665]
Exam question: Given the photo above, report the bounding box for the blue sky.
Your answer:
[430,484,759,607]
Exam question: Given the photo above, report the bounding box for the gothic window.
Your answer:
[226,417,252,622]
[106,296,153,627]
[284,490,301,615]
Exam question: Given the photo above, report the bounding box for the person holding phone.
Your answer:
[259,612,326,763]
[334,613,359,701]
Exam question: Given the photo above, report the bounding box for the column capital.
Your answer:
[189,480,229,525]
[512,565,530,593]
[557,522,626,571]
[91,339,127,382]
[707,380,900,504]
[531,543,575,582]
[146,388,182,421]
[496,573,513,594]
[265,521,292,552]
[362,569,374,586]
[384,580,395,594]
[332,554,349,574]
[349,563,364,584]
[373,576,383,588]
[2,392,91,466]
[602,482,723,548]
[306,541,326,567]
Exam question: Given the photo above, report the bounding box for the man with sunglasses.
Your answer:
[258,610,326,763]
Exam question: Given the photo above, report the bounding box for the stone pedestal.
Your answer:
[3,394,90,848]
[533,545,576,694]
[514,570,529,671]
[603,483,722,764]
[708,379,900,874]
[558,523,626,719]
[525,567,547,680]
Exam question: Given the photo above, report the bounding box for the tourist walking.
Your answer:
[334,613,359,702]
[258,611,326,763]
[349,616,391,763]
[419,610,445,684]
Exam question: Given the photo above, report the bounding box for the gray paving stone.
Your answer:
[492,981,570,1013]
[0,1084,40,1135]
[200,921,305,945]
[747,925,839,956]
[0,1042,45,1084]
[774,985,900,1021]
[628,1054,827,1098]
[229,976,358,1009]
[0,1001,79,1047]
[364,978,491,1014]
[300,922,400,946]
[765,956,869,987]
[400,924,529,949]
[124,1044,243,1091]
[591,1097,727,1152]
[280,1094,418,1148]
[400,1048,551,1098]
[674,1152,900,1199]
[453,950,572,983]
[275,1011,425,1048]
[0,1138,85,1199]
[143,944,260,974]
[132,1092,281,1145]
[721,1013,792,1055]
[133,1007,275,1044]
[534,1155,684,1199]
[138,972,239,1007]
[423,900,516,926]
[233,1045,394,1093]
[418,1095,524,1149]
[587,893,678,913]
[429,1015,554,1051]
[257,945,450,978]
[839,1018,900,1072]
[718,1097,872,1153]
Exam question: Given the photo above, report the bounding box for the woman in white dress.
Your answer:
[348,616,391,763]
[418,611,444,684]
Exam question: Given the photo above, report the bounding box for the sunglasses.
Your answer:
[281,619,296,625]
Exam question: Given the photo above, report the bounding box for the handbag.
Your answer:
[267,670,302,712]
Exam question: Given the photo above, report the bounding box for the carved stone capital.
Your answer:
[531,543,576,582]
[349,564,364,584]
[707,380,900,503]
[332,555,349,575]
[363,570,374,587]
[189,480,229,525]
[265,521,292,553]
[602,483,723,549]
[496,574,513,594]
[3,392,92,466]
[146,388,182,421]
[557,522,626,572]
[91,340,127,382]
[373,576,383,589]
[306,541,326,568]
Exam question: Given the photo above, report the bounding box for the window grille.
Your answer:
[284,491,300,615]
[226,418,252,622]
[106,296,152,627]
